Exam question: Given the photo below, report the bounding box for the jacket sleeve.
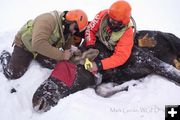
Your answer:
[100,27,134,70]
[32,13,65,61]
[85,10,108,46]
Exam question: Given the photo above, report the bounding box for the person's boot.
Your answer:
[0,50,11,72]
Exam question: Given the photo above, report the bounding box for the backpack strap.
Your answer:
[52,10,65,47]
[130,16,137,40]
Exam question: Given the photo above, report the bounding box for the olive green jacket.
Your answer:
[13,11,76,61]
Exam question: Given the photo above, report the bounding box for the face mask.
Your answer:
[107,17,125,32]
[64,20,80,34]
[69,22,80,34]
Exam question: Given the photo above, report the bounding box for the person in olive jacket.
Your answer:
[0,9,88,79]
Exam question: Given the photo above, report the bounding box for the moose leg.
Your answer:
[134,46,180,85]
[95,47,180,97]
[95,47,153,97]
[147,56,180,85]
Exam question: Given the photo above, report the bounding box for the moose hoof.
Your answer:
[95,82,119,98]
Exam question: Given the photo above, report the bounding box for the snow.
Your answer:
[0,0,180,120]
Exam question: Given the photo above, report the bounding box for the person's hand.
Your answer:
[63,49,73,60]
[73,49,82,56]
[88,62,98,73]
[70,45,82,56]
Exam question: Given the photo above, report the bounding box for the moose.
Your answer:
[32,30,180,112]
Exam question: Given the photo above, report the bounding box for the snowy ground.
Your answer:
[0,0,180,120]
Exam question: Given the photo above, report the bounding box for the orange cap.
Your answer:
[108,0,131,25]
[65,9,88,32]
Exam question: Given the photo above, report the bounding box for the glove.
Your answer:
[84,58,98,73]
[84,58,93,70]
[63,49,73,60]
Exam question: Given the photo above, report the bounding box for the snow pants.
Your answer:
[0,45,57,79]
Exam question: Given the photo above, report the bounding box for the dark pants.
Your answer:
[1,46,57,79]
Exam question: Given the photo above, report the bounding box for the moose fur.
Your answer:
[95,30,180,97]
[32,30,180,112]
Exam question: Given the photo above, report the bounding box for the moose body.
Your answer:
[32,30,180,112]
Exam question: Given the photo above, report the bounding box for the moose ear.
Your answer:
[174,59,180,70]
[70,48,99,65]
[138,33,157,48]
[82,48,99,61]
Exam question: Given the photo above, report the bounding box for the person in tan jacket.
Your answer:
[0,9,88,79]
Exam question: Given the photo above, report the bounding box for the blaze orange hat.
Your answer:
[65,9,88,32]
[108,0,131,25]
